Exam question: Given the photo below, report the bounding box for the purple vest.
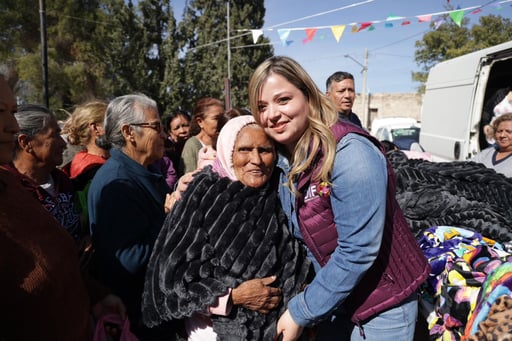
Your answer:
[296,121,430,323]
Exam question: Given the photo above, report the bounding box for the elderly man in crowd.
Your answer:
[88,93,174,340]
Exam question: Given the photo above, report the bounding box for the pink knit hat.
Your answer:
[212,115,256,180]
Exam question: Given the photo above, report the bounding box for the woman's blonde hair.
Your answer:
[63,101,108,146]
[248,56,338,193]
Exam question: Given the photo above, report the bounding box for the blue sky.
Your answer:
[172,0,510,94]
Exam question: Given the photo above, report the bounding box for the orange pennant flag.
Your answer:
[305,28,317,42]
[331,25,346,43]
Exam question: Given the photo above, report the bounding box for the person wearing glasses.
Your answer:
[88,93,176,340]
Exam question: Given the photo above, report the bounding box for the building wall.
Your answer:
[352,93,423,129]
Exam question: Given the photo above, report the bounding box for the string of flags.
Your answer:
[244,0,512,46]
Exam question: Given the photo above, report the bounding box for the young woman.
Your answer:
[248,56,430,341]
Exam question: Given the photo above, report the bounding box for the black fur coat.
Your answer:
[142,169,312,340]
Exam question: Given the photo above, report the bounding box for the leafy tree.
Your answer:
[178,0,272,110]
[413,14,512,93]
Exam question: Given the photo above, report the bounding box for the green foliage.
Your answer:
[1,0,272,114]
[413,14,512,93]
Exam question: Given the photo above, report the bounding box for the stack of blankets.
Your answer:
[387,152,512,340]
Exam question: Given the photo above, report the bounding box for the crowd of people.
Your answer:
[2,54,511,341]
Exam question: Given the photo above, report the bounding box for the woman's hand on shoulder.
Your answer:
[231,275,282,314]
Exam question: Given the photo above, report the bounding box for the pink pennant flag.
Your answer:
[471,8,482,14]
[358,22,372,32]
[401,20,411,26]
[331,25,346,43]
[305,28,317,42]
[417,15,432,23]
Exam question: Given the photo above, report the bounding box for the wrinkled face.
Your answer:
[28,118,67,168]
[326,78,355,115]
[169,114,190,143]
[232,125,275,188]
[198,105,224,139]
[495,120,512,152]
[0,79,19,164]
[256,73,309,152]
[131,107,166,166]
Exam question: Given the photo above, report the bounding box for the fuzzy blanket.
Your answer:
[142,170,312,340]
[387,151,512,243]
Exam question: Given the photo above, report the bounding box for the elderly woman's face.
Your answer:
[169,114,190,143]
[495,120,512,151]
[232,125,275,188]
[0,79,19,164]
[28,118,67,168]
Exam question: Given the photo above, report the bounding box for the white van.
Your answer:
[371,117,421,150]
[419,40,512,161]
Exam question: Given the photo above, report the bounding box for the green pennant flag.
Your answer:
[449,10,465,26]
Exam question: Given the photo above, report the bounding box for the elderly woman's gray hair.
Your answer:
[97,93,158,150]
[14,104,55,151]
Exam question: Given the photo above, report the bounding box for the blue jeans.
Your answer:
[314,294,418,341]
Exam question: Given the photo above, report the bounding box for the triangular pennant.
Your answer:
[492,3,503,10]
[386,13,402,20]
[368,25,375,31]
[358,22,372,32]
[434,18,445,30]
[250,30,263,44]
[305,28,317,42]
[331,25,346,43]
[385,22,393,28]
[417,15,432,23]
[277,29,291,46]
[401,20,411,26]
[285,40,293,47]
[449,10,465,27]
[351,25,358,33]
[471,8,482,14]
[302,37,308,44]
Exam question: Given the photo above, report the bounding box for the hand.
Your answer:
[164,192,178,213]
[276,309,304,341]
[92,294,127,321]
[175,169,200,200]
[231,276,282,314]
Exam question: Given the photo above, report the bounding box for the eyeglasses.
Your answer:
[130,121,162,133]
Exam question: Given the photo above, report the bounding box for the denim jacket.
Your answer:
[276,133,389,326]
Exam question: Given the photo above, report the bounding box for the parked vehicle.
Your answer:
[371,117,421,150]
[419,41,512,161]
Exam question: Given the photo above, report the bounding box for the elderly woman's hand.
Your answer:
[231,276,282,314]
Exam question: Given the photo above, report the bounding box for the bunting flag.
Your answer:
[449,10,465,26]
[305,28,317,41]
[417,15,432,23]
[236,0,511,47]
[251,29,263,44]
[277,29,291,46]
[358,22,373,31]
[330,25,346,43]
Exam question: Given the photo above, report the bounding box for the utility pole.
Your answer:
[344,49,369,128]
[224,1,232,111]
[39,0,49,108]
[362,48,369,129]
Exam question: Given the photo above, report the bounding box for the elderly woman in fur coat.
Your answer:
[142,115,312,340]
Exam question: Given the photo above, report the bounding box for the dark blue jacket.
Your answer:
[88,148,170,331]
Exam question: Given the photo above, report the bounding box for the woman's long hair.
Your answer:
[248,56,338,194]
